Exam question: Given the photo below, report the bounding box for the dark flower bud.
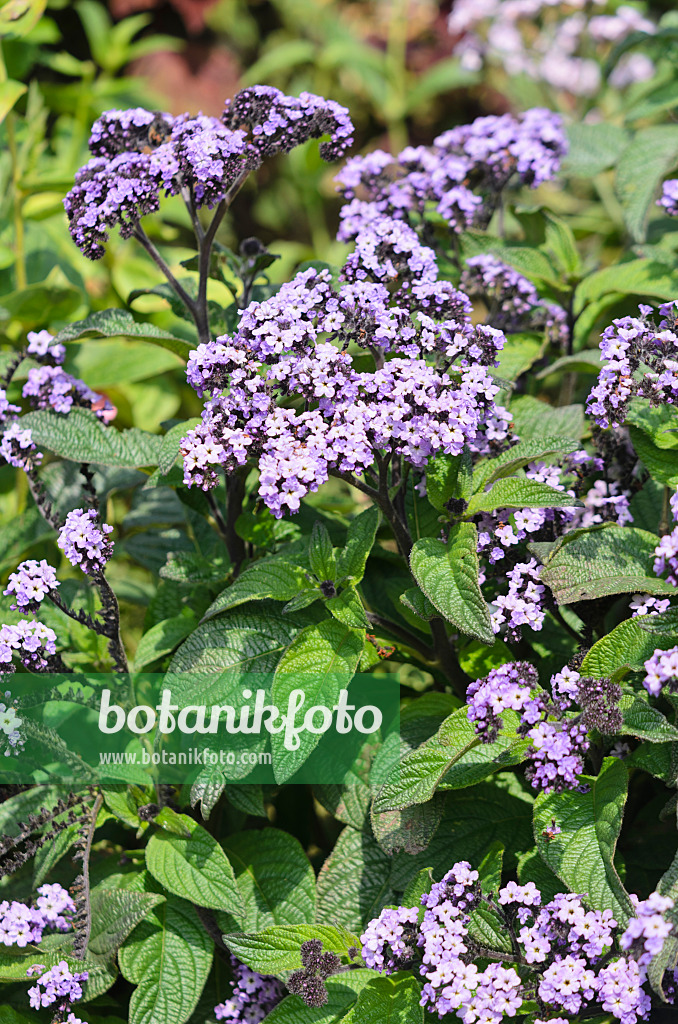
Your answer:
[578,676,622,735]
[319,580,337,598]
[300,939,323,971]
[318,951,342,978]
[138,803,160,821]
[299,975,329,1008]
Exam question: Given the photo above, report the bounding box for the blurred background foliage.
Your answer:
[2,0,678,658]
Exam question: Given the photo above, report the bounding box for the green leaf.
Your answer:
[459,232,562,288]
[371,793,445,856]
[316,826,395,932]
[119,895,213,1024]
[0,78,26,122]
[326,587,370,627]
[629,425,678,486]
[401,867,433,909]
[145,814,244,917]
[425,448,473,512]
[465,478,581,517]
[53,309,194,360]
[157,419,201,474]
[537,524,677,604]
[88,886,165,958]
[535,350,603,379]
[575,260,678,312]
[562,122,630,178]
[533,758,634,923]
[399,588,437,622]
[309,521,336,581]
[0,1,47,39]
[133,614,197,670]
[618,694,678,744]
[509,395,584,440]
[221,829,316,930]
[336,506,380,582]
[271,620,364,782]
[409,527,494,644]
[472,437,579,492]
[625,79,678,122]
[159,552,230,585]
[190,764,226,821]
[544,213,581,278]
[615,127,678,241]
[20,409,163,468]
[493,333,544,382]
[581,611,678,676]
[374,707,528,811]
[341,974,424,1024]
[264,971,376,1024]
[200,562,309,622]
[223,924,360,976]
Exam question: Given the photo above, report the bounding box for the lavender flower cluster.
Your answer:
[181,266,509,515]
[467,661,625,793]
[361,860,676,1024]
[57,509,114,576]
[214,957,284,1023]
[28,960,88,1021]
[461,254,568,344]
[449,0,655,96]
[65,89,353,260]
[653,490,678,588]
[335,107,567,242]
[0,621,57,672]
[5,559,60,612]
[0,883,74,946]
[587,303,678,429]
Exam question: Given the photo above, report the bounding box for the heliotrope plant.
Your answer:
[0,75,678,1024]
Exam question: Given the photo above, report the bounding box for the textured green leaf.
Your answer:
[399,587,437,622]
[575,259,678,311]
[264,971,375,1024]
[618,694,678,744]
[533,758,634,923]
[538,524,676,604]
[336,506,380,582]
[133,614,197,670]
[53,308,194,360]
[145,815,244,916]
[409,527,494,643]
[374,707,528,811]
[200,562,308,622]
[159,552,231,585]
[341,974,424,1024]
[222,829,316,930]
[425,448,473,512]
[190,763,226,821]
[20,409,163,467]
[615,126,678,241]
[509,395,584,440]
[119,895,213,1024]
[158,418,201,474]
[316,826,395,932]
[325,586,370,627]
[223,924,360,976]
[535,350,603,379]
[629,425,678,486]
[493,333,544,382]
[88,887,165,958]
[465,478,581,517]
[371,792,445,856]
[562,122,630,178]
[0,78,26,122]
[271,620,364,782]
[309,521,336,580]
[473,437,579,492]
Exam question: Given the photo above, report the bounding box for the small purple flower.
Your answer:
[4,560,60,612]
[58,509,114,576]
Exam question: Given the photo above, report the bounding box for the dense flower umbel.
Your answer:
[0,423,42,471]
[0,885,75,947]
[66,91,353,260]
[361,862,677,1024]
[4,559,60,612]
[22,365,110,419]
[58,509,114,575]
[587,303,678,429]
[27,960,88,1016]
[467,662,603,793]
[214,957,284,1023]
[0,620,57,671]
[335,108,567,242]
[181,264,509,515]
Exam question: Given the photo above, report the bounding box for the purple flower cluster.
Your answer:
[0,422,41,471]
[491,559,547,638]
[182,264,509,514]
[26,329,66,365]
[467,662,594,793]
[658,179,678,217]
[0,390,20,424]
[0,884,74,947]
[587,303,678,429]
[335,108,566,242]
[66,91,353,260]
[22,365,110,419]
[362,863,675,1024]
[222,85,353,162]
[643,646,678,698]
[0,620,57,671]
[653,488,678,587]
[58,509,114,576]
[461,254,568,343]
[4,559,60,612]
[214,957,285,1023]
[28,960,88,1016]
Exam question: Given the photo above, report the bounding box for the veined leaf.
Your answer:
[336,505,380,582]
[53,308,194,360]
[316,826,395,932]
[472,437,579,492]
[20,409,163,468]
[200,562,309,623]
[465,478,581,517]
[223,924,360,977]
[221,829,316,930]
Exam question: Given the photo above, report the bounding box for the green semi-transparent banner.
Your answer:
[1,673,400,786]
